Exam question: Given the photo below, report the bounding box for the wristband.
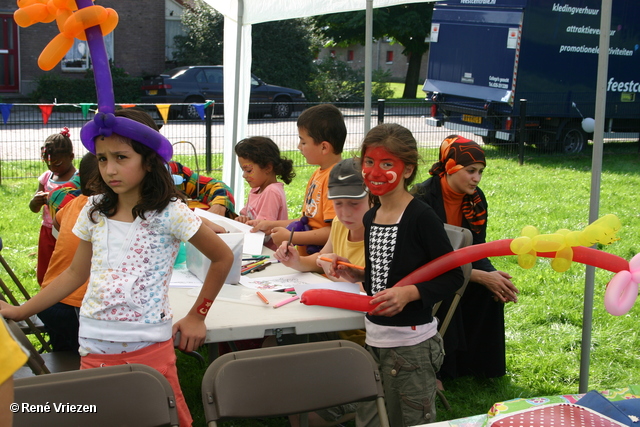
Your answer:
[196,298,214,316]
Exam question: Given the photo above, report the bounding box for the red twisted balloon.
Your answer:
[301,239,633,314]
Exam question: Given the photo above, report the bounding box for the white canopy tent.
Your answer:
[199,0,612,393]
[200,0,436,208]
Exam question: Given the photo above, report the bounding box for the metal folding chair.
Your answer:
[433,224,474,410]
[5,318,79,378]
[0,237,51,352]
[13,363,179,427]
[202,340,390,427]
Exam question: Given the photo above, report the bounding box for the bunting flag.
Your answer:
[0,104,13,124]
[193,104,206,120]
[119,104,136,108]
[39,104,54,125]
[79,103,93,119]
[156,104,170,124]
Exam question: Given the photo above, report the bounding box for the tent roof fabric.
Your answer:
[203,0,433,25]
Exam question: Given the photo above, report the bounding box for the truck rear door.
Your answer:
[424,1,526,123]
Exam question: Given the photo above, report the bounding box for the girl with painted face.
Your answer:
[352,123,464,426]
[411,135,519,381]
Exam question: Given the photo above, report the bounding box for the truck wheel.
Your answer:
[560,125,587,154]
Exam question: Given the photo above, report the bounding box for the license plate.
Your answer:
[462,114,482,124]
[148,90,158,95]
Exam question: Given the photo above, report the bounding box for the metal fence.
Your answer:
[1,100,638,181]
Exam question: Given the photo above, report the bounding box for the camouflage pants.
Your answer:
[356,333,445,426]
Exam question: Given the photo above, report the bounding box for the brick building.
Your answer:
[0,0,189,98]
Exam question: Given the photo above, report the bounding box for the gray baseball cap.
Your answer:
[328,158,368,199]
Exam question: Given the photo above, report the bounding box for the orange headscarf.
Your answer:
[430,135,487,233]
[429,135,486,177]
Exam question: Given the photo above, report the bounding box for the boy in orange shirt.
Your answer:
[250,104,346,255]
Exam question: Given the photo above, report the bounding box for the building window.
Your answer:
[61,33,114,72]
[347,50,354,62]
[165,19,186,61]
[386,51,393,63]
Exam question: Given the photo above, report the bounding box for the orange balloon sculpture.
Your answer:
[14,0,118,71]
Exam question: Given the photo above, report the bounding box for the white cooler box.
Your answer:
[185,216,244,285]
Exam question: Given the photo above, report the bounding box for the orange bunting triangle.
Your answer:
[119,104,136,108]
[39,104,54,125]
[156,104,170,124]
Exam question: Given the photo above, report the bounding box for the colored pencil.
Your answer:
[256,291,270,304]
[242,256,268,261]
[318,256,365,270]
[248,262,272,274]
[273,295,300,309]
[286,229,294,254]
[241,262,266,275]
[241,259,266,272]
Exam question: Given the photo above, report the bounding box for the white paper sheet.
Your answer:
[239,272,360,295]
[193,208,265,255]
[170,265,203,287]
[239,272,325,291]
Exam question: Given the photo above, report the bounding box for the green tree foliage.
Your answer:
[251,19,316,97]
[172,0,224,67]
[309,58,394,103]
[312,3,434,98]
[172,1,315,96]
[30,64,142,104]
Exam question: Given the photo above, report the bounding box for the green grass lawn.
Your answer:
[388,82,425,99]
[2,144,639,426]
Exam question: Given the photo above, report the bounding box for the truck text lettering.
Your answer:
[552,3,599,16]
[607,78,640,93]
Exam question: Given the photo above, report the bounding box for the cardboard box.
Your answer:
[186,213,244,285]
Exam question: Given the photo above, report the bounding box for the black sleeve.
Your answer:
[470,187,496,273]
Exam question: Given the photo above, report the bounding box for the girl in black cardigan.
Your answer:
[341,124,463,426]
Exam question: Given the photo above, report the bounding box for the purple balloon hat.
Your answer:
[76,0,172,162]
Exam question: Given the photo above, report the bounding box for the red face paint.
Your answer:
[362,146,406,196]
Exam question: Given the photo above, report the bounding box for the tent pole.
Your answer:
[364,0,373,134]
[579,0,611,393]
[229,0,244,196]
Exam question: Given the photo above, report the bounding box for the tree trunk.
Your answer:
[402,50,426,99]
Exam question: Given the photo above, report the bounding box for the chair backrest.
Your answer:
[172,141,202,173]
[436,224,474,337]
[202,340,390,427]
[5,318,80,378]
[5,318,50,375]
[13,363,179,427]
[0,241,52,352]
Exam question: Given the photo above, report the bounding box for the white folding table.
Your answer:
[169,253,365,344]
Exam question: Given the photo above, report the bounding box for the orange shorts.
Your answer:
[81,339,192,427]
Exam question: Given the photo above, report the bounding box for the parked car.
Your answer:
[140,65,307,119]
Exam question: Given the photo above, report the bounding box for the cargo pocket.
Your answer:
[430,333,446,372]
[386,348,435,424]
